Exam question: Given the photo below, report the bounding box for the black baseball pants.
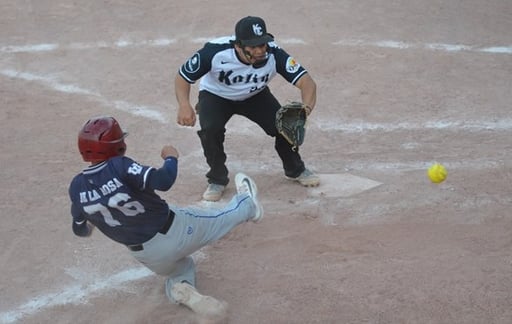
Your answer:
[196,88,305,185]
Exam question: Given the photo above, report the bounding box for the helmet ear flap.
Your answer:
[117,141,127,155]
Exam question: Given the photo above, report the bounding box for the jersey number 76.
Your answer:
[83,192,145,227]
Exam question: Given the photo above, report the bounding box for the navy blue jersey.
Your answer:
[179,36,308,101]
[69,156,175,245]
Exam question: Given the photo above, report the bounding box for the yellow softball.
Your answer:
[428,163,447,183]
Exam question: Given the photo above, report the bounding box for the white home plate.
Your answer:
[308,173,382,198]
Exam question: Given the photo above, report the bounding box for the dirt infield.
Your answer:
[1,1,512,323]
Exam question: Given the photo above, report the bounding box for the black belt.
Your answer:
[127,210,175,252]
[159,209,175,235]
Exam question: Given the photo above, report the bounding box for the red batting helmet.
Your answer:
[78,116,127,162]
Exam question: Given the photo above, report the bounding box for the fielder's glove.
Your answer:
[275,101,309,150]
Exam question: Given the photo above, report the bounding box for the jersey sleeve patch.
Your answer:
[285,57,301,73]
[184,53,201,73]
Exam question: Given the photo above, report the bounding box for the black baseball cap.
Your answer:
[235,16,274,46]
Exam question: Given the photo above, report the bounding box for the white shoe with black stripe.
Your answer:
[235,173,264,223]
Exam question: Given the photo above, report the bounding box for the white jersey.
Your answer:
[178,36,308,101]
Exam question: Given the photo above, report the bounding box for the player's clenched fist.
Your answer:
[161,145,179,159]
[177,104,196,126]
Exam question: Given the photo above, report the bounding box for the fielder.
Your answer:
[68,116,263,320]
[175,15,320,202]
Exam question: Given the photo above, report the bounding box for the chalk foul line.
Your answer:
[0,69,166,123]
[0,267,153,324]
[0,38,510,55]
[333,39,512,54]
[312,119,512,133]
[2,68,510,134]
[0,38,177,53]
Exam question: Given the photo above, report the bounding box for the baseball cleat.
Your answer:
[202,183,226,201]
[286,168,320,187]
[235,173,264,223]
[171,282,228,319]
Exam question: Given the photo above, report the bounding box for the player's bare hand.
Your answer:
[177,104,196,127]
[161,145,179,159]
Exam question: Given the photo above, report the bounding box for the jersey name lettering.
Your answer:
[80,190,101,203]
[218,70,270,86]
[79,177,124,203]
[100,178,124,195]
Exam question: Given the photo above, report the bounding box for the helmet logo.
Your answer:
[252,23,263,36]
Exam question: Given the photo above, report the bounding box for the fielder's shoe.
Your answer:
[235,173,264,223]
[286,168,320,187]
[202,183,226,201]
[171,282,228,319]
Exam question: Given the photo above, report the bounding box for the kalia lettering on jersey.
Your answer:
[218,71,270,86]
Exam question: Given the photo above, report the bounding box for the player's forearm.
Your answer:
[147,157,178,191]
[297,74,317,110]
[174,74,192,107]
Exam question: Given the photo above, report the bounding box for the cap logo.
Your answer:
[252,23,263,36]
